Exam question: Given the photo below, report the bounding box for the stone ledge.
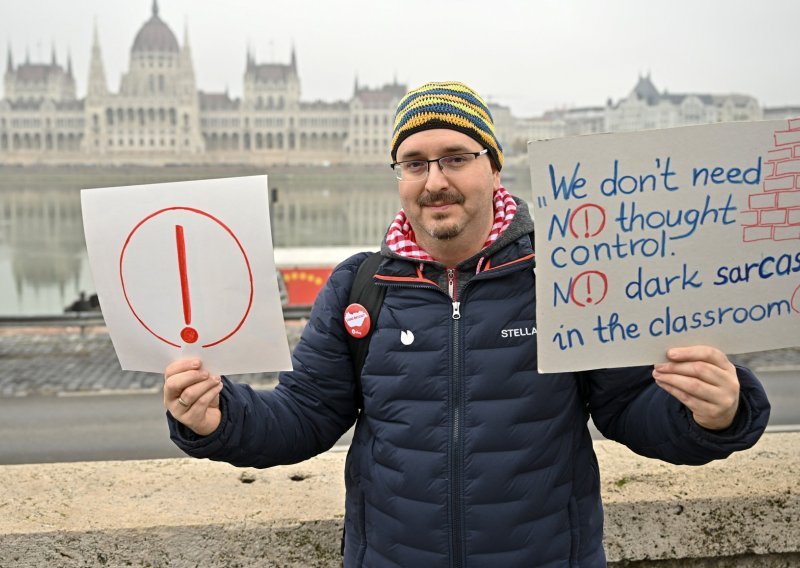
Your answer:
[1,433,797,567]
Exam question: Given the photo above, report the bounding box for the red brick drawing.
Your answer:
[742,118,800,242]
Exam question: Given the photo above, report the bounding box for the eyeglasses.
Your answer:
[390,149,489,181]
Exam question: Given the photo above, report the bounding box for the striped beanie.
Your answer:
[391,81,504,170]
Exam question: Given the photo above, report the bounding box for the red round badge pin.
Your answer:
[344,303,371,338]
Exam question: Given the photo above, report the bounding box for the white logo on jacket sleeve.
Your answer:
[400,330,415,345]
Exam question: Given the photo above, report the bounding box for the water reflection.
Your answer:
[0,164,528,315]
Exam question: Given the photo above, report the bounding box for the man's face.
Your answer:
[395,129,500,246]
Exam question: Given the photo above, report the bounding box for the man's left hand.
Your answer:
[653,345,740,431]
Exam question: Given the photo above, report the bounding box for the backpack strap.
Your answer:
[346,252,386,409]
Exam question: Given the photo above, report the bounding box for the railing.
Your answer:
[0,306,314,330]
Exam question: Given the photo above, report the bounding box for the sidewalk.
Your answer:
[0,324,798,397]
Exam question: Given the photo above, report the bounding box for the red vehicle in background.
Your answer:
[274,247,378,307]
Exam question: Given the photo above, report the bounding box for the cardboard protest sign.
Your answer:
[81,175,292,375]
[529,118,800,372]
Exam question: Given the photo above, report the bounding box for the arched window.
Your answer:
[159,108,166,122]
[276,132,283,149]
[255,133,263,149]
[148,108,156,122]
[106,108,114,125]
[117,108,124,122]
[266,132,273,149]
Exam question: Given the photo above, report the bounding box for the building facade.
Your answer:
[1,2,795,166]
[510,74,776,155]
[0,1,402,166]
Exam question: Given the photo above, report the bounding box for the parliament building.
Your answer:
[0,1,406,166]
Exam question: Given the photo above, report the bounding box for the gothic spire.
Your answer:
[6,44,12,72]
[87,17,108,97]
[290,43,296,70]
[152,0,159,18]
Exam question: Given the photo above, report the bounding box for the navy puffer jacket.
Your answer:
[169,229,770,567]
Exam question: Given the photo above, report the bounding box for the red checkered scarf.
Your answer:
[386,186,516,262]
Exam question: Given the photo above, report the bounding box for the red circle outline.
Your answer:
[569,270,608,308]
[119,206,254,349]
[569,203,606,239]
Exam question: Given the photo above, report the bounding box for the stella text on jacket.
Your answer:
[501,326,538,338]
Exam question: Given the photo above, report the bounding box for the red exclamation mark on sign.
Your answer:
[175,225,199,344]
[585,273,593,304]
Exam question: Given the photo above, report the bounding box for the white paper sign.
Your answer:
[529,119,800,372]
[81,175,292,375]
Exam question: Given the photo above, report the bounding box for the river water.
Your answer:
[0,164,530,315]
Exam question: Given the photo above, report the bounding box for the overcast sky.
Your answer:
[2,0,798,117]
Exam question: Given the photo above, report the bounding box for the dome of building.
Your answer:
[131,0,179,53]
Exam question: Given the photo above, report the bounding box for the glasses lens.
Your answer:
[395,160,428,181]
[439,154,475,171]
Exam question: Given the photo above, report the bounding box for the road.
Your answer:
[1,371,797,465]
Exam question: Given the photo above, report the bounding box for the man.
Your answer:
[164,81,770,567]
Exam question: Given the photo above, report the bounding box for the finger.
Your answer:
[179,381,224,425]
[165,358,202,380]
[653,371,718,404]
[165,368,212,397]
[653,360,728,387]
[655,380,723,418]
[172,375,222,409]
[665,345,731,369]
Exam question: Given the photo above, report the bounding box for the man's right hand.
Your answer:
[164,359,223,436]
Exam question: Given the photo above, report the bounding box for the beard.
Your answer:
[417,191,466,240]
[426,216,463,240]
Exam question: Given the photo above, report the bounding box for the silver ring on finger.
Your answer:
[177,397,190,408]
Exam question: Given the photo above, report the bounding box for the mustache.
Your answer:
[417,191,464,207]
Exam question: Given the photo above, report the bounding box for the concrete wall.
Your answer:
[1,433,797,567]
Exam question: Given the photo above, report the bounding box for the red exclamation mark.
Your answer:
[176,225,198,343]
[585,273,593,304]
[583,208,590,238]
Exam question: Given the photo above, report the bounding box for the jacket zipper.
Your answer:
[447,267,464,568]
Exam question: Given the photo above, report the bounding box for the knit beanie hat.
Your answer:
[390,81,504,170]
